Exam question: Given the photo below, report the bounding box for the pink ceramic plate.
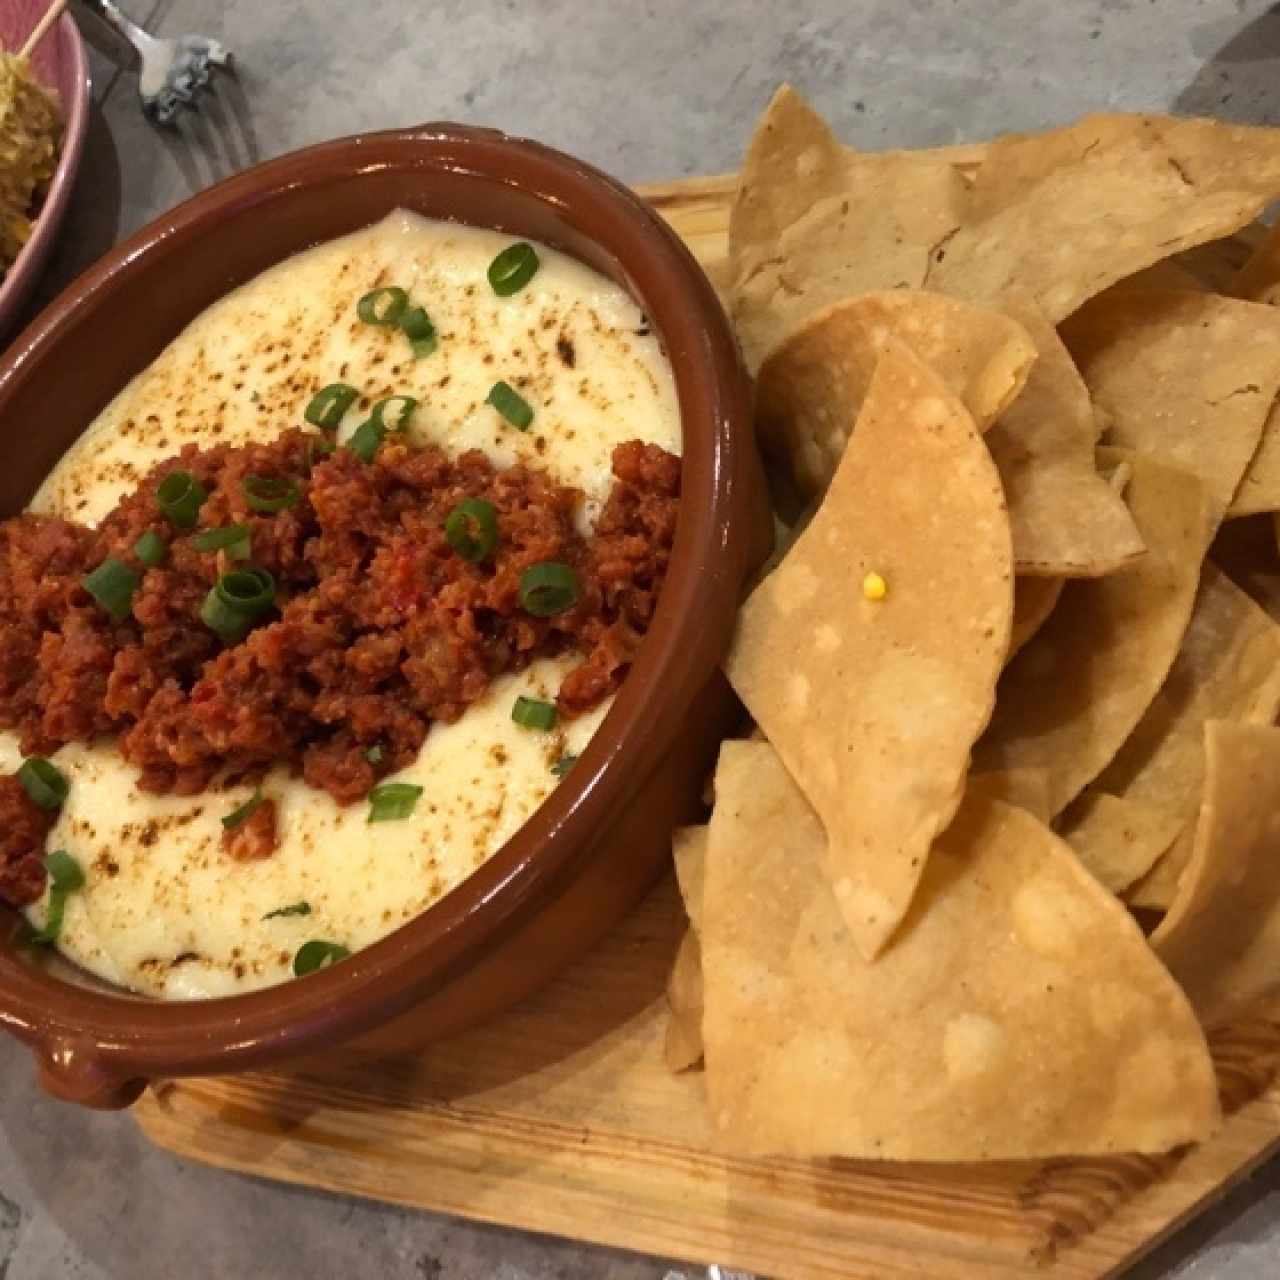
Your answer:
[0,0,91,337]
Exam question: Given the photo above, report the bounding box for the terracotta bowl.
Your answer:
[0,124,768,1109]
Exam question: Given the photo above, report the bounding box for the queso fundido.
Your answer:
[0,211,682,998]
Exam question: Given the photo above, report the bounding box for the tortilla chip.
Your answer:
[986,295,1145,577]
[1214,227,1280,517]
[928,113,1280,322]
[726,339,1012,959]
[672,824,708,935]
[966,768,1051,822]
[701,740,1220,1159]
[1062,288,1280,526]
[974,450,1211,816]
[664,929,706,1072]
[1009,577,1063,659]
[1108,565,1280,911]
[1152,722,1280,1028]
[1058,794,1184,894]
[1228,221,1280,306]
[730,86,969,370]
[754,291,1036,499]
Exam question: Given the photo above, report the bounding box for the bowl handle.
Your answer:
[36,1037,146,1110]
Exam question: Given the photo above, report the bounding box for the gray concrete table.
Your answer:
[4,1,1280,1275]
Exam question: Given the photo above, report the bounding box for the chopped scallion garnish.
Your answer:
[293,940,351,976]
[82,557,140,622]
[356,286,409,326]
[444,498,498,563]
[519,561,580,616]
[551,753,578,778]
[133,530,167,567]
[369,395,418,432]
[486,380,534,431]
[487,242,540,296]
[263,902,311,921]
[347,420,385,463]
[200,567,277,643]
[31,850,85,944]
[17,757,68,811]
[304,383,358,431]
[191,524,252,559]
[367,781,423,823]
[156,470,207,529]
[363,745,384,765]
[512,696,557,731]
[400,306,437,358]
[221,788,265,831]
[242,475,301,514]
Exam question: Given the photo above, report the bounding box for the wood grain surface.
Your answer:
[134,176,1280,1280]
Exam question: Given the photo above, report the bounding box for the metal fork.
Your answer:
[78,0,232,125]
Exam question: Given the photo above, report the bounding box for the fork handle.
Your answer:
[75,0,160,57]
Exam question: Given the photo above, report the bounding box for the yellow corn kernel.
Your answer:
[862,571,887,602]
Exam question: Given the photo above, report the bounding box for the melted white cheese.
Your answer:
[11,211,680,998]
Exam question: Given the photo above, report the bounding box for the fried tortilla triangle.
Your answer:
[984,294,1145,577]
[975,450,1211,816]
[1063,288,1280,530]
[701,740,1221,1160]
[754,290,1035,499]
[730,85,971,370]
[929,113,1280,322]
[1088,563,1280,910]
[727,337,1012,959]
[1153,721,1280,1029]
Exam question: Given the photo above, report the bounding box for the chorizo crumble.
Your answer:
[0,429,679,905]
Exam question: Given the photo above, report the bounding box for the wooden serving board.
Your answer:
[135,178,1280,1280]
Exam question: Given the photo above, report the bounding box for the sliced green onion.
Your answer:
[400,306,439,359]
[45,849,85,892]
[367,782,423,823]
[486,380,534,431]
[487,242,540,296]
[306,435,336,469]
[83,557,140,622]
[519,561,580,616]
[444,498,498,563]
[551,753,578,778]
[304,382,358,431]
[31,850,85,944]
[221,788,265,831]
[18,757,68,811]
[201,567,277,643]
[363,745,384,765]
[370,395,418,432]
[512,696,557,731]
[263,901,311,921]
[357,286,409,326]
[293,940,351,976]
[347,420,385,463]
[191,524,251,560]
[243,475,301,514]
[156,471,207,529]
[400,305,433,340]
[133,530,167,568]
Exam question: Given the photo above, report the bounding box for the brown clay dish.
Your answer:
[0,124,767,1109]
